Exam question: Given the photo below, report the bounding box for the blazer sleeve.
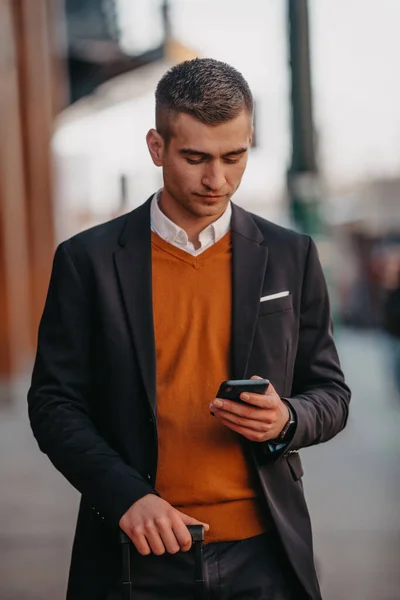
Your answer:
[284,236,351,451]
[28,243,154,525]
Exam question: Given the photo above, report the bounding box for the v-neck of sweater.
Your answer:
[151,231,232,270]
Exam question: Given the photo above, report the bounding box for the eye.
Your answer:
[185,158,203,165]
[224,158,240,165]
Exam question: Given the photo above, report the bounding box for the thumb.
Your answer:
[250,375,274,393]
[178,511,210,532]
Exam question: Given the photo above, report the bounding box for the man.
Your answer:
[28,58,350,600]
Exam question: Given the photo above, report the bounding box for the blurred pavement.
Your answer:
[303,328,400,600]
[0,328,399,600]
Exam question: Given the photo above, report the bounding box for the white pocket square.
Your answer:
[260,291,289,302]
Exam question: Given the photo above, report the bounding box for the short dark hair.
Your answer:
[155,58,253,141]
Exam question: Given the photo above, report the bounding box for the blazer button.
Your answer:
[147,474,151,480]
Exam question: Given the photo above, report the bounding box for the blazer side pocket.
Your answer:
[258,294,293,316]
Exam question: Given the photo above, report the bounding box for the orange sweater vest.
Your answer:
[151,231,267,543]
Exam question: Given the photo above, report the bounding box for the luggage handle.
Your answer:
[119,525,205,600]
[188,525,205,599]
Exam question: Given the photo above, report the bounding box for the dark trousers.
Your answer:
[108,533,307,600]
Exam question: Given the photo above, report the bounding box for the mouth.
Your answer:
[195,194,226,199]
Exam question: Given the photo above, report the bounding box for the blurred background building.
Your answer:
[1,1,399,599]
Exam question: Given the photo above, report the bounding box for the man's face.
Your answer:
[147,110,253,221]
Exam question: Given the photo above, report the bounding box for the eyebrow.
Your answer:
[179,147,248,159]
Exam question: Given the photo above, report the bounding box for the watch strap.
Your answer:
[277,401,296,441]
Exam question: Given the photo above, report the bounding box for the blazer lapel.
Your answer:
[114,198,157,415]
[231,203,269,379]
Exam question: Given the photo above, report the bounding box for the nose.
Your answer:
[201,163,226,192]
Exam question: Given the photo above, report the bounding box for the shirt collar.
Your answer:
[150,190,232,248]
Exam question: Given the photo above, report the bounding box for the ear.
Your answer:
[249,124,255,147]
[146,129,164,167]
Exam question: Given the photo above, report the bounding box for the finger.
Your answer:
[131,532,152,556]
[212,408,272,431]
[239,383,278,408]
[239,392,277,409]
[211,395,275,415]
[144,524,166,556]
[177,513,209,552]
[154,516,181,554]
[171,517,193,553]
[219,417,269,442]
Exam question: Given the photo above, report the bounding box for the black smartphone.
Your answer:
[216,379,270,403]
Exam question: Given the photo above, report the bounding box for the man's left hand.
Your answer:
[209,376,290,442]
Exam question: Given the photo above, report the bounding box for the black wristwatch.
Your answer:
[276,401,296,441]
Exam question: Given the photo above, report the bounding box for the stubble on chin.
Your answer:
[195,201,229,218]
[194,194,230,212]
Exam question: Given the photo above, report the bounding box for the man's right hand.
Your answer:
[119,494,209,556]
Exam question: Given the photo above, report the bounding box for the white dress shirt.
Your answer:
[150,190,232,256]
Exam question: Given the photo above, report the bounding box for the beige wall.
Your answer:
[0,0,66,377]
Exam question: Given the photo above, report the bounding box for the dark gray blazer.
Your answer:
[28,198,351,600]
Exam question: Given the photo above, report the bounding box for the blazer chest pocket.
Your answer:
[258,294,293,316]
